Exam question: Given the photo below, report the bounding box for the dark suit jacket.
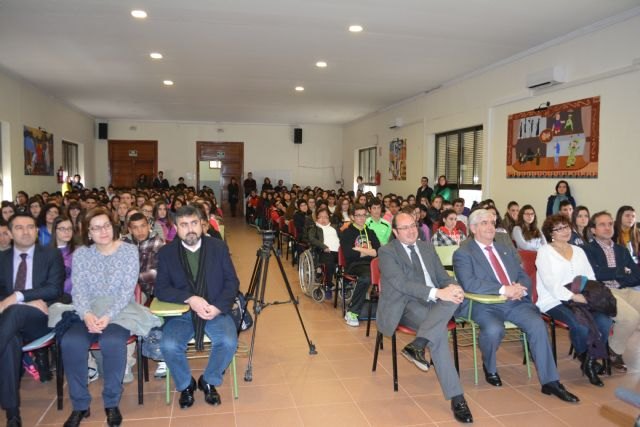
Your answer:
[155,236,239,313]
[453,239,532,297]
[582,240,640,288]
[377,239,456,336]
[0,245,64,303]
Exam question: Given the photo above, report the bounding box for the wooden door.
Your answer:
[108,140,158,188]
[196,142,244,214]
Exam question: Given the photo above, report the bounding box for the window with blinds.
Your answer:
[358,147,377,185]
[435,126,482,189]
[62,141,79,179]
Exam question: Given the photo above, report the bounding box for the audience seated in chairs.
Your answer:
[340,204,380,327]
[378,212,472,423]
[453,208,580,404]
[583,211,640,373]
[535,214,613,387]
[431,209,466,247]
[306,208,340,292]
[0,212,64,427]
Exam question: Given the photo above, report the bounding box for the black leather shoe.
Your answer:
[609,350,627,373]
[6,416,22,427]
[541,382,579,403]
[583,358,604,387]
[482,364,502,387]
[401,343,430,372]
[104,407,122,427]
[34,348,53,383]
[198,375,222,406]
[451,399,474,423]
[179,377,197,409]
[63,409,90,427]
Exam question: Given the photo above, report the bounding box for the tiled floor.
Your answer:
[21,217,640,426]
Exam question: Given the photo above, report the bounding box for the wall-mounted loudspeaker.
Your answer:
[294,128,303,144]
[98,122,108,140]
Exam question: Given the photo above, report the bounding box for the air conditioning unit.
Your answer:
[526,66,567,89]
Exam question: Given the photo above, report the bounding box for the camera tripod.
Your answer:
[241,230,317,382]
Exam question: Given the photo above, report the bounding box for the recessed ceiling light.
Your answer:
[131,10,147,19]
[163,80,174,86]
[316,61,327,68]
[295,86,304,92]
[348,25,363,33]
[149,52,163,59]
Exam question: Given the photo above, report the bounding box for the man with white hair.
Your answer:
[453,209,579,404]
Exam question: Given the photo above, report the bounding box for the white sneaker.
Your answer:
[88,367,99,384]
[344,311,360,327]
[123,364,134,384]
[154,362,167,378]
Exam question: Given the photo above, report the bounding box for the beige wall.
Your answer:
[0,70,94,200]
[344,14,640,216]
[98,121,343,190]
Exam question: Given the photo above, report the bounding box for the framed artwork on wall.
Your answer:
[389,138,406,180]
[24,125,54,176]
[506,96,600,178]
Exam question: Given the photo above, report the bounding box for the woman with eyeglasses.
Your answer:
[535,214,613,387]
[60,207,139,427]
[512,204,546,251]
[50,215,76,303]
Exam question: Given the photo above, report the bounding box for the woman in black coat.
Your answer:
[227,177,240,217]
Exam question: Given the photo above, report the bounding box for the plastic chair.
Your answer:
[434,245,458,273]
[459,292,531,385]
[149,299,238,405]
[370,264,459,391]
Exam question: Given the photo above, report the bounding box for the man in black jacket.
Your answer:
[583,211,640,372]
[416,176,433,203]
[0,213,64,427]
[339,204,380,327]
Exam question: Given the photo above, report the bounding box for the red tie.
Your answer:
[485,246,510,287]
[15,253,28,291]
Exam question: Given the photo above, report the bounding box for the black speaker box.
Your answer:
[294,128,302,144]
[98,122,108,140]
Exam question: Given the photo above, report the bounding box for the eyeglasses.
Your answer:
[552,224,571,233]
[396,223,417,231]
[56,226,73,233]
[523,212,535,217]
[89,223,113,233]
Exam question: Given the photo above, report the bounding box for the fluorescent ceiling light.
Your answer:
[348,25,363,33]
[131,10,148,19]
[150,52,163,59]
[163,80,174,86]
[295,86,304,92]
[316,61,327,68]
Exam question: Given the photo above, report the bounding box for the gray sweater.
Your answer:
[71,242,139,319]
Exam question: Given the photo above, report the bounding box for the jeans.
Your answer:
[546,304,612,355]
[160,311,237,391]
[61,322,130,410]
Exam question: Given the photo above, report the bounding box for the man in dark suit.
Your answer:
[152,171,170,189]
[155,205,239,409]
[416,176,433,205]
[582,211,640,372]
[378,212,472,423]
[0,212,64,427]
[453,209,579,403]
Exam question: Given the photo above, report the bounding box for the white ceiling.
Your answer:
[1,0,639,124]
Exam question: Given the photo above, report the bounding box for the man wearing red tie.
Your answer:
[453,209,579,404]
[0,212,64,427]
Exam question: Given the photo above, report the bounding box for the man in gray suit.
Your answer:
[453,209,579,403]
[378,212,472,423]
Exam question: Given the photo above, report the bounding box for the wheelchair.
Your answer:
[298,248,351,304]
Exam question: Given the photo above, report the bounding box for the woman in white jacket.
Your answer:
[535,214,613,388]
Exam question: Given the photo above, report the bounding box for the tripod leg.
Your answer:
[244,249,271,382]
[272,247,317,355]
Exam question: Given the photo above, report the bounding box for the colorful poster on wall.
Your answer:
[506,96,599,178]
[389,138,407,180]
[24,125,54,176]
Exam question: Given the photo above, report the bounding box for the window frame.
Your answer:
[357,146,377,186]
[434,125,483,191]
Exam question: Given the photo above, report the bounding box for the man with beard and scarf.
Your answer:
[155,205,239,409]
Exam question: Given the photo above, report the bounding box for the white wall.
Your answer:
[98,121,343,190]
[343,14,640,216]
[0,69,95,199]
